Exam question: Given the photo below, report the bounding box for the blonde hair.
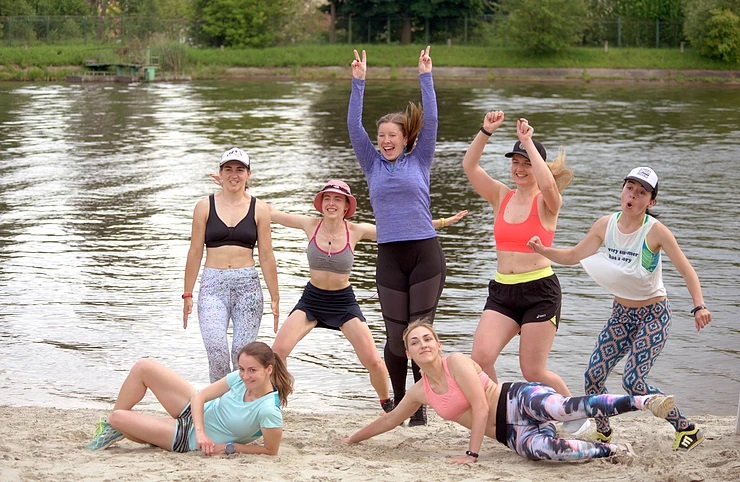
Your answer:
[238,342,294,407]
[547,146,573,192]
[376,101,424,153]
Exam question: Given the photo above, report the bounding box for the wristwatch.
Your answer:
[225,442,235,455]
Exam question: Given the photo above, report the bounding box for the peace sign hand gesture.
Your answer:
[352,49,367,80]
[418,45,432,74]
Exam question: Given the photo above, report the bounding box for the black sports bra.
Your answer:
[204,194,257,249]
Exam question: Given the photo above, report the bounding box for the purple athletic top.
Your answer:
[347,73,438,244]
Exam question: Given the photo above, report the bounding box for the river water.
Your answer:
[0,78,737,415]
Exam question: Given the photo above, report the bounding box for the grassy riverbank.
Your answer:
[0,43,737,82]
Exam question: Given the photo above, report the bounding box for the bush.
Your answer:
[497,0,587,54]
[684,0,740,63]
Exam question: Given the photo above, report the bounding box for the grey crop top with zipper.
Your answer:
[306,220,354,275]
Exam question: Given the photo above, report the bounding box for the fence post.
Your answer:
[425,18,430,45]
[656,19,660,48]
[604,40,608,52]
[386,17,390,44]
[348,16,352,44]
[618,16,622,48]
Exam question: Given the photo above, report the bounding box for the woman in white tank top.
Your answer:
[527,166,711,452]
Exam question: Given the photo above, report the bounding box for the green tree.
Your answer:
[684,0,740,63]
[198,0,293,47]
[498,0,586,54]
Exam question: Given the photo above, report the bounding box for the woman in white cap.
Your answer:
[527,166,712,452]
[183,148,279,383]
[269,180,466,412]
[462,111,584,434]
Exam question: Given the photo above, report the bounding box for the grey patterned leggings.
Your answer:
[197,266,263,382]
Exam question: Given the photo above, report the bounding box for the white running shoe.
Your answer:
[559,418,593,438]
[645,395,675,418]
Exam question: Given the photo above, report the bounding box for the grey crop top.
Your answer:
[305,220,354,275]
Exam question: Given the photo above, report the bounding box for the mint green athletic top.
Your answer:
[188,371,282,450]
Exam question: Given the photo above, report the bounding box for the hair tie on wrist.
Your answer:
[690,305,706,315]
[479,127,493,137]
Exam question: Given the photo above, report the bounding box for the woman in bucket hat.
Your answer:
[269,180,466,413]
[528,166,711,452]
[183,148,279,383]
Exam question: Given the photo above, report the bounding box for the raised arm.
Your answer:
[348,49,376,170]
[462,111,509,207]
[447,354,488,464]
[255,200,280,332]
[527,215,609,265]
[650,223,712,331]
[414,46,438,167]
[183,198,208,329]
[516,118,561,215]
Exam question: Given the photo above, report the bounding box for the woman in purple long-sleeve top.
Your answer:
[347,46,446,426]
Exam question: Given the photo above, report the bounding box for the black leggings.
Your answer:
[376,237,446,405]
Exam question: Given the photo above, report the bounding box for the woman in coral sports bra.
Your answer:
[462,112,583,432]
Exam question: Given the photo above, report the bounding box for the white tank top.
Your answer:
[580,213,666,300]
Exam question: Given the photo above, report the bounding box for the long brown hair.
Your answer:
[238,342,294,407]
[376,101,424,154]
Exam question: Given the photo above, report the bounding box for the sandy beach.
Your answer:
[1,405,737,482]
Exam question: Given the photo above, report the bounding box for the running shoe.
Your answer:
[408,404,427,427]
[610,442,636,463]
[559,418,593,437]
[596,428,613,443]
[85,418,124,450]
[645,394,675,418]
[380,399,395,413]
[673,427,705,452]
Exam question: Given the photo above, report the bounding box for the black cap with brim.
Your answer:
[505,140,547,162]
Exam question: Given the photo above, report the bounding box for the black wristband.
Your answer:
[479,126,492,136]
[690,305,706,315]
[465,450,479,459]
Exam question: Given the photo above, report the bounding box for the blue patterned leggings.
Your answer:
[584,299,690,433]
[503,382,650,461]
[197,266,263,382]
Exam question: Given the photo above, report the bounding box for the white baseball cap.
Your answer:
[219,147,250,168]
[624,166,658,194]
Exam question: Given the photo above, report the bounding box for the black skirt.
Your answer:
[291,282,366,331]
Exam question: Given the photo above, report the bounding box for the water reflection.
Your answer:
[0,79,737,415]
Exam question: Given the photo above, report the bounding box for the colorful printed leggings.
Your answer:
[504,382,650,461]
[584,299,690,433]
[197,266,263,382]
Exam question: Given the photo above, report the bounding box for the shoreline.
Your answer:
[216,66,740,84]
[2,404,737,481]
[1,65,738,84]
